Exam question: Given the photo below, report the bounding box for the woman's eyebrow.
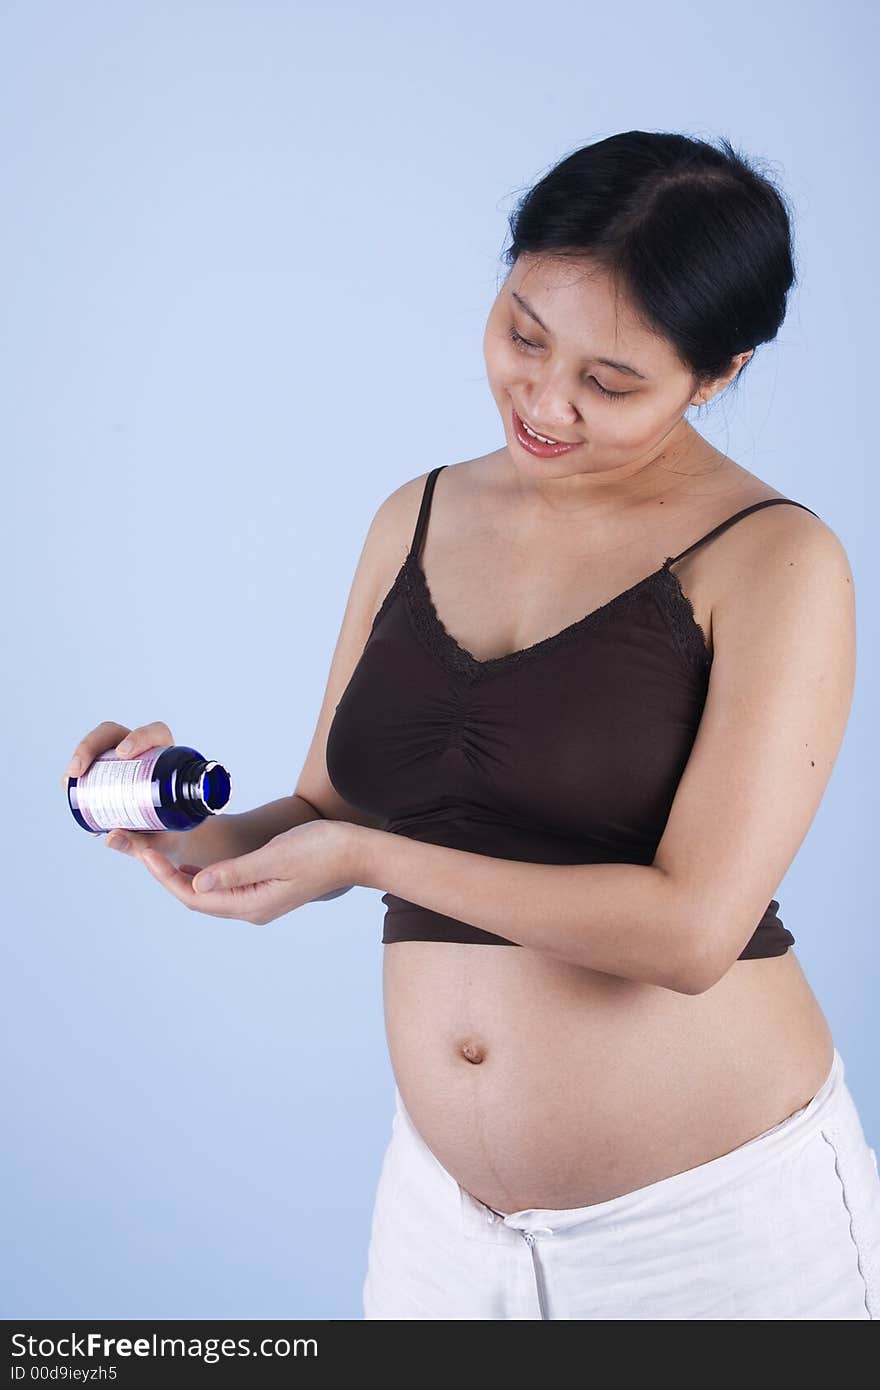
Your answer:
[510,290,649,380]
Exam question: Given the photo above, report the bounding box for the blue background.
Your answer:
[2,0,876,1319]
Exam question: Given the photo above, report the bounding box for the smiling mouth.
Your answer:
[511,404,581,453]
[524,421,567,443]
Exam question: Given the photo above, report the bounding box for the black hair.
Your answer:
[500,130,797,398]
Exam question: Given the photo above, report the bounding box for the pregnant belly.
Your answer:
[382,941,834,1214]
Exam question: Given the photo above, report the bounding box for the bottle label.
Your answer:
[75,746,167,832]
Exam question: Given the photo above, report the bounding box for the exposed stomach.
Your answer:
[382,940,835,1214]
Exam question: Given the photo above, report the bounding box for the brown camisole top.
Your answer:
[326,464,819,959]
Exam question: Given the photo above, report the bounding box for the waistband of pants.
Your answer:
[393,1046,848,1235]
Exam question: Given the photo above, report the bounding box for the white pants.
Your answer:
[362,1048,880,1319]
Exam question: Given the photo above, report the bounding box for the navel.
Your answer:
[460,1039,486,1065]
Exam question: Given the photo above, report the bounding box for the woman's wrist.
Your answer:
[348,824,385,888]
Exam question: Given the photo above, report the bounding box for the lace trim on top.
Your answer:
[654,562,714,681]
[396,551,712,686]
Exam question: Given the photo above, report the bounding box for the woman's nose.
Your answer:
[523,389,577,432]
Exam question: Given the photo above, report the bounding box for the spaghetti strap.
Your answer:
[410,464,448,560]
[666,498,821,567]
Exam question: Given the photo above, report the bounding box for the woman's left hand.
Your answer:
[107,818,365,924]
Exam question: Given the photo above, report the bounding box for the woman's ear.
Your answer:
[690,349,754,407]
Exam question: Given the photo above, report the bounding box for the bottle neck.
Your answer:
[177,758,231,814]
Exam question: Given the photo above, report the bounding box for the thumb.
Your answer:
[192,848,278,894]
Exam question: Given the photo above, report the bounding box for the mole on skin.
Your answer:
[460,1040,486,1064]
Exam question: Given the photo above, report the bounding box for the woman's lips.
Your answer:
[511,405,581,457]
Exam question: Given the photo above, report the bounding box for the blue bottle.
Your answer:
[67,744,232,834]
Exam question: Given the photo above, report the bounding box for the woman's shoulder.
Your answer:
[686,460,835,562]
[376,453,500,547]
[623,448,832,565]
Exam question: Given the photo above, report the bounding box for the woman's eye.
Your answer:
[508,325,539,352]
[590,379,629,401]
[507,325,629,401]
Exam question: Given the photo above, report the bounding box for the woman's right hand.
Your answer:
[62,719,192,869]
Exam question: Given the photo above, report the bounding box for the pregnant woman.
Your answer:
[67,131,880,1318]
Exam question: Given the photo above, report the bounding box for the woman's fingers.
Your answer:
[112,721,174,760]
[62,719,174,791]
[62,720,131,789]
[104,831,197,876]
[137,849,243,916]
[103,832,248,919]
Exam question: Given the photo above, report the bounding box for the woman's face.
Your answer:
[483,253,734,486]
